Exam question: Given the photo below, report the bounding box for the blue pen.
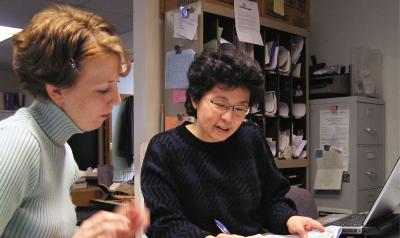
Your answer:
[214,219,230,234]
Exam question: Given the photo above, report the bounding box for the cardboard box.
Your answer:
[260,0,309,29]
[71,187,103,207]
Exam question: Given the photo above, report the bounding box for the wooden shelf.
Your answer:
[275,158,308,169]
[163,0,310,188]
[202,1,309,37]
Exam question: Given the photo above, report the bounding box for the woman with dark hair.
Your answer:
[141,45,324,238]
[0,5,148,238]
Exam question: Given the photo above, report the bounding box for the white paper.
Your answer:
[313,148,344,190]
[234,0,263,46]
[266,137,277,156]
[291,36,304,64]
[319,109,350,171]
[165,49,195,89]
[293,140,307,157]
[246,225,342,238]
[173,12,198,40]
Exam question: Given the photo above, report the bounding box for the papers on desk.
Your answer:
[234,0,263,46]
[313,148,344,190]
[246,225,342,238]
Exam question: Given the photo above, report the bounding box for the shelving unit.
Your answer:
[162,0,310,188]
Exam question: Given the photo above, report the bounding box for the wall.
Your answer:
[133,2,163,237]
[111,63,134,181]
[0,69,20,92]
[120,30,133,57]
[310,0,400,176]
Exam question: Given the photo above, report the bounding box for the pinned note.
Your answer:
[172,89,187,104]
[234,0,263,46]
[165,48,195,89]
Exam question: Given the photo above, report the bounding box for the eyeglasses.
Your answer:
[207,98,250,116]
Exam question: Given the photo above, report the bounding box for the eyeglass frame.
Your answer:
[206,98,250,116]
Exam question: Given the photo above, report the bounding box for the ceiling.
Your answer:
[0,0,133,70]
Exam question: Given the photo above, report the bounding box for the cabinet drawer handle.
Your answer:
[364,128,377,134]
[364,171,376,177]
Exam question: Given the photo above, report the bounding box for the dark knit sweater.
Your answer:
[141,121,297,238]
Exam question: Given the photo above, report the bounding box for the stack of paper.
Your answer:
[278,46,291,76]
[265,41,279,71]
[291,36,304,64]
[264,91,277,117]
[246,225,342,238]
[72,177,88,190]
[291,134,307,158]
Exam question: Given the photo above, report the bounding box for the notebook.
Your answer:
[321,156,400,235]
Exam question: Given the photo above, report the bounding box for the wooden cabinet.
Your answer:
[162,0,310,188]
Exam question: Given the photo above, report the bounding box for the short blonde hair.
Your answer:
[12,4,131,99]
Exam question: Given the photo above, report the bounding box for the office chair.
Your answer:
[285,187,319,219]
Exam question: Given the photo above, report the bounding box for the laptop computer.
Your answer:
[321,156,400,235]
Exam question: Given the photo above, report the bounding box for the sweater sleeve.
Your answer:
[253,128,298,234]
[141,137,212,238]
[0,126,40,235]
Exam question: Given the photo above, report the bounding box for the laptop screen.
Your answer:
[363,156,400,225]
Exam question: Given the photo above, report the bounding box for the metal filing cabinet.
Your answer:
[309,96,384,214]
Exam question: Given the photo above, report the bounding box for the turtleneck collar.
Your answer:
[28,100,83,146]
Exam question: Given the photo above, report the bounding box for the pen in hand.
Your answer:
[214,219,230,234]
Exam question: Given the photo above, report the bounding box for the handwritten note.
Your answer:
[165,49,195,89]
[313,148,344,190]
[172,89,187,104]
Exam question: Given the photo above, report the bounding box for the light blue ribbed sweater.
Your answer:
[0,100,83,237]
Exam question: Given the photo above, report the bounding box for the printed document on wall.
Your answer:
[165,49,195,89]
[319,109,349,171]
[234,0,263,46]
[173,11,198,40]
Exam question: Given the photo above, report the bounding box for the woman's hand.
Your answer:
[73,210,131,238]
[287,215,325,238]
[73,200,149,238]
[114,200,150,236]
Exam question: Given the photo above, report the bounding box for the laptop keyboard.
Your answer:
[326,214,367,227]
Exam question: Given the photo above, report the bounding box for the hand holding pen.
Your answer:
[205,219,244,238]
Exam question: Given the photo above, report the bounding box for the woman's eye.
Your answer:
[215,102,227,108]
[97,89,110,94]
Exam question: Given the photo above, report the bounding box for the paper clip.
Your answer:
[174,44,183,54]
[179,6,193,18]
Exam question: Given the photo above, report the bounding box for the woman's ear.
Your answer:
[46,84,64,106]
[191,97,198,109]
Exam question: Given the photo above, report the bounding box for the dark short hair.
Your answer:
[12,4,130,99]
[184,44,264,117]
